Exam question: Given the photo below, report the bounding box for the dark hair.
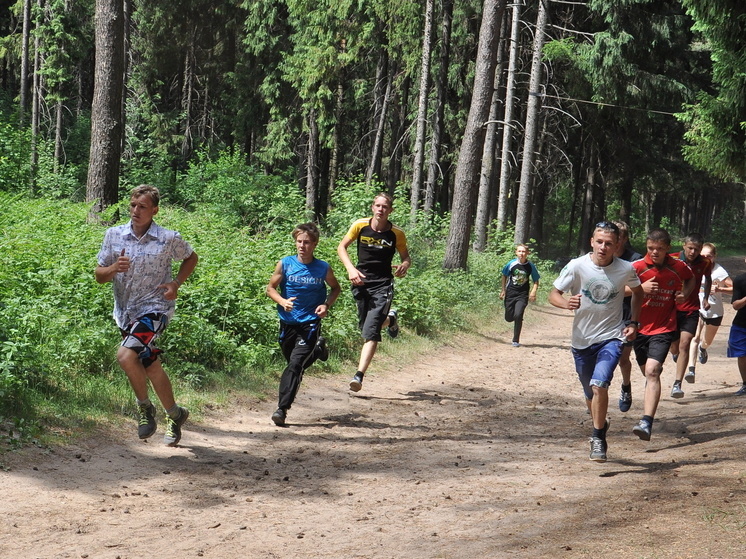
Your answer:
[647,228,671,246]
[683,232,705,246]
[131,184,160,206]
[292,222,320,242]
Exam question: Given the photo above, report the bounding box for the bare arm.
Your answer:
[549,287,581,311]
[337,236,365,285]
[266,260,295,312]
[315,267,342,318]
[160,251,199,301]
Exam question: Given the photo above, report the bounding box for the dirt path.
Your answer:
[3,257,746,559]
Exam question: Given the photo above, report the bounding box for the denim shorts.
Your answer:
[571,339,623,400]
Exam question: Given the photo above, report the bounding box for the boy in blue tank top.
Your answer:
[266,223,341,426]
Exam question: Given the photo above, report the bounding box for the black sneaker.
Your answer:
[619,387,632,413]
[164,407,189,446]
[316,336,329,362]
[735,384,746,396]
[589,437,607,462]
[349,372,364,392]
[387,310,399,339]
[632,419,652,441]
[137,402,157,439]
[684,367,696,384]
[671,353,679,363]
[271,408,287,426]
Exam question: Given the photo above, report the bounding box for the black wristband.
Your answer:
[625,320,640,328]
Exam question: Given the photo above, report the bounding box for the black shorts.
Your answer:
[673,310,699,340]
[702,315,724,327]
[633,331,674,366]
[352,281,394,342]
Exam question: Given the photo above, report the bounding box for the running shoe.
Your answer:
[698,345,708,364]
[618,387,632,413]
[671,353,679,363]
[271,408,286,426]
[735,384,746,396]
[387,310,399,339]
[671,383,685,399]
[684,367,696,384]
[632,419,652,441]
[137,402,157,439]
[512,342,521,347]
[349,372,364,392]
[163,407,189,446]
[317,336,329,362]
[589,437,607,462]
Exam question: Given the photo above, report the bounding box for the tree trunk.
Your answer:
[409,0,435,226]
[366,50,388,185]
[496,0,521,232]
[443,0,506,271]
[29,0,43,193]
[386,73,410,195]
[424,0,453,216]
[514,0,548,244]
[181,36,196,163]
[305,109,320,219]
[54,100,63,175]
[19,0,32,125]
[473,7,508,252]
[86,0,125,215]
[328,81,344,210]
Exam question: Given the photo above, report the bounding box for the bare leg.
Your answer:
[675,331,695,382]
[619,345,633,387]
[688,318,705,370]
[591,386,609,429]
[357,340,379,374]
[117,346,176,410]
[700,323,720,350]
[642,359,664,418]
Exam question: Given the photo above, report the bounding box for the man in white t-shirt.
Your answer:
[550,222,643,462]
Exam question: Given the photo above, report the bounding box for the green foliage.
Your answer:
[0,112,32,192]
[176,149,304,231]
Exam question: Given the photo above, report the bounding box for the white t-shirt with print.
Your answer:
[553,254,641,349]
[699,262,729,319]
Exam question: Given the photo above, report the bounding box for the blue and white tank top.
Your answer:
[278,255,329,324]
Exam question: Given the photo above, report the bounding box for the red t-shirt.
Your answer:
[633,254,694,335]
[670,252,712,312]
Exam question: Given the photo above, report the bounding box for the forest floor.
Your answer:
[2,257,746,559]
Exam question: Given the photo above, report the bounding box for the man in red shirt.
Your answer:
[668,233,712,398]
[631,229,695,441]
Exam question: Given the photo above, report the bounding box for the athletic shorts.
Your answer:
[673,310,699,340]
[727,324,746,358]
[571,339,622,400]
[701,315,723,327]
[352,281,394,342]
[633,331,674,366]
[120,313,168,368]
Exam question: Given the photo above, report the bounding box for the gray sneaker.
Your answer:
[632,419,652,441]
[671,383,685,399]
[589,437,607,462]
[684,367,696,384]
[387,310,399,339]
[164,407,189,446]
[137,402,157,439]
[698,345,708,364]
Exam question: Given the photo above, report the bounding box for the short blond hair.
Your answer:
[131,184,160,206]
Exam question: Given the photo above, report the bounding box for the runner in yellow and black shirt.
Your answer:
[337,193,411,392]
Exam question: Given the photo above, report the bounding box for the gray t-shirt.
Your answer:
[553,254,641,349]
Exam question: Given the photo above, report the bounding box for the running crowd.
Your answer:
[95,187,745,459]
[549,221,746,463]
